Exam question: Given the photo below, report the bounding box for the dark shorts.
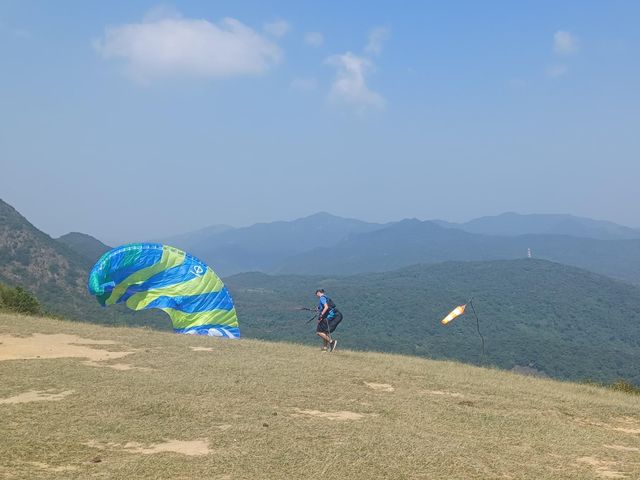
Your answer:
[316,311,343,333]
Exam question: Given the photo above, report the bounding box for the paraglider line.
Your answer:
[324,316,333,343]
[468,299,485,361]
[299,307,331,344]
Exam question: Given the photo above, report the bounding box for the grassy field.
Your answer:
[1,312,639,479]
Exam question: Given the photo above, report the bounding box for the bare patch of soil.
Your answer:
[576,416,640,436]
[612,417,640,435]
[81,361,151,371]
[292,408,365,421]
[0,334,133,363]
[86,439,210,456]
[26,462,78,472]
[0,390,74,405]
[422,389,464,398]
[364,382,394,392]
[123,440,210,456]
[604,445,640,453]
[576,456,627,478]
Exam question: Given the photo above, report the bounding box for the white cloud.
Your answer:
[326,52,385,111]
[290,77,318,91]
[95,12,282,82]
[364,26,390,56]
[305,32,324,47]
[546,64,568,78]
[264,20,290,37]
[553,30,579,55]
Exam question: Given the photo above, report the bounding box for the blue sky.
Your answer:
[1,1,639,244]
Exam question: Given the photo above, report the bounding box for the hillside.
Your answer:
[275,219,640,284]
[57,232,111,265]
[1,313,639,479]
[228,259,640,385]
[0,199,89,310]
[0,199,166,328]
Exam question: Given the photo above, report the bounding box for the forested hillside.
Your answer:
[228,259,640,385]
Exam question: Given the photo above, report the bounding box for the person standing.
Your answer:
[315,289,343,352]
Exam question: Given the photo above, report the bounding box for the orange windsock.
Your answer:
[440,304,466,325]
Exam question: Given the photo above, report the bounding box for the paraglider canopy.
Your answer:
[88,243,239,338]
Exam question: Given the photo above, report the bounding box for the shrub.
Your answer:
[0,283,42,315]
[609,379,640,395]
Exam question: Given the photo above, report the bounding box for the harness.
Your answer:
[319,295,338,319]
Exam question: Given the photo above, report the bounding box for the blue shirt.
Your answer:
[318,295,327,311]
[318,295,335,319]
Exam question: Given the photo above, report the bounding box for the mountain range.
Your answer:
[34,206,640,283]
[434,212,640,240]
[5,197,640,284]
[155,212,383,275]
[276,218,640,284]
[149,212,640,283]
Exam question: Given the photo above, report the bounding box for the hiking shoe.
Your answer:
[329,340,337,352]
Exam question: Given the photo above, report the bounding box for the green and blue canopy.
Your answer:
[88,243,239,338]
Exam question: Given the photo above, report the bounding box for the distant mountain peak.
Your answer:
[57,232,111,263]
[304,211,336,219]
[58,231,101,241]
[296,212,368,223]
[459,212,640,240]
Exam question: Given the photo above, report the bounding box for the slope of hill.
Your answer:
[276,219,640,284]
[228,259,640,385]
[57,232,111,265]
[0,199,87,303]
[163,212,384,275]
[0,199,166,328]
[436,212,640,240]
[1,312,639,479]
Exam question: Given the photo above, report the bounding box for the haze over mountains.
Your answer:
[133,210,640,284]
[277,218,640,284]
[4,196,640,287]
[150,211,640,282]
[5,195,640,284]
[434,212,640,240]
[155,212,383,275]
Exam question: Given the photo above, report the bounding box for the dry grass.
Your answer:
[1,312,639,479]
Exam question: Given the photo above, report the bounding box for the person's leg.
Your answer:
[316,331,331,347]
[327,313,342,352]
[316,320,330,349]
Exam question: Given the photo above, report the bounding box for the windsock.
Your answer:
[440,304,466,325]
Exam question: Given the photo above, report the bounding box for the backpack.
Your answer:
[325,296,338,313]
